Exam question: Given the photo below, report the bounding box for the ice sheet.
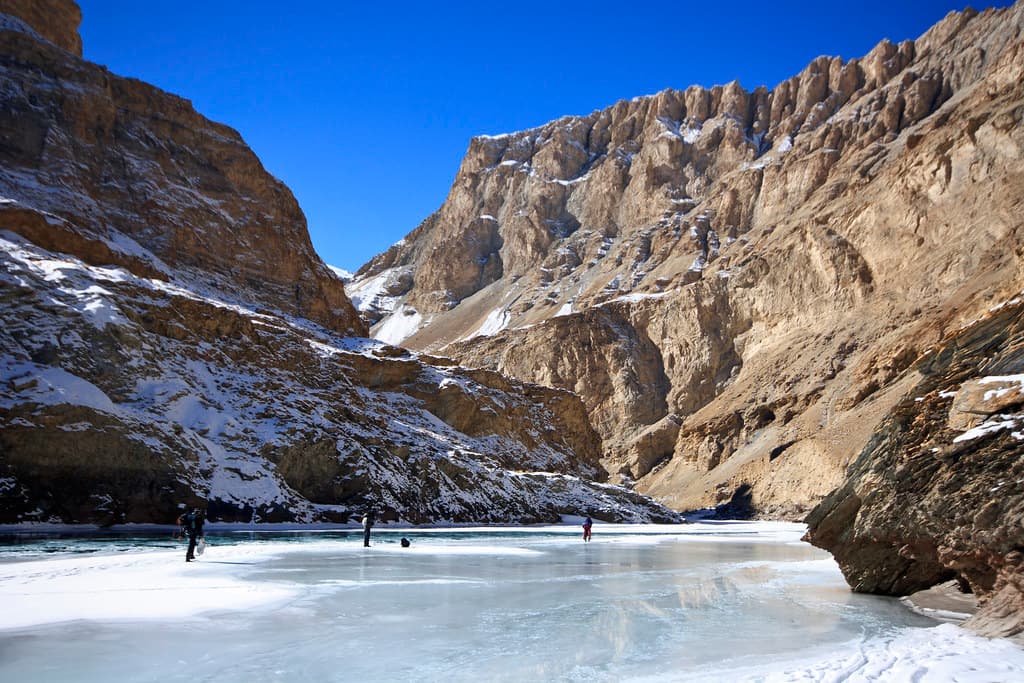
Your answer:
[0,543,299,629]
[1,524,1022,682]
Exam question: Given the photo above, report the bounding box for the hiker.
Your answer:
[362,510,375,547]
[582,516,593,542]
[400,537,411,548]
[181,507,205,562]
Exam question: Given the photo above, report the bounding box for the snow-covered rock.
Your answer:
[0,2,679,526]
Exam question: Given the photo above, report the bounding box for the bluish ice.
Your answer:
[2,522,1022,682]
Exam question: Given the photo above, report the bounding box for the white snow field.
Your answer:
[1,522,1022,682]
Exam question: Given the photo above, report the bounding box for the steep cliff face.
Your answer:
[0,4,364,337]
[806,300,1024,638]
[0,2,679,524]
[351,4,1024,517]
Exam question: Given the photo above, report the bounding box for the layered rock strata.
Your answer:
[806,300,1024,639]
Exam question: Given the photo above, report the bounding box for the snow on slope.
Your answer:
[372,303,426,345]
[1,228,676,524]
[327,265,352,281]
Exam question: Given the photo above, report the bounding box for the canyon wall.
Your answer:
[352,4,1024,520]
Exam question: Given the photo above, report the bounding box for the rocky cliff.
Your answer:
[351,3,1024,520]
[0,3,364,337]
[0,3,679,524]
[806,299,1024,638]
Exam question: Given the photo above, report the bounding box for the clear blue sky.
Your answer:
[78,1,985,272]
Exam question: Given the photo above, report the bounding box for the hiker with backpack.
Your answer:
[178,507,205,562]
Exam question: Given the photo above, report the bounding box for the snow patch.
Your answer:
[702,623,1024,683]
[345,267,407,318]
[373,304,424,346]
[467,307,510,340]
[0,360,116,414]
[0,544,298,630]
[953,415,1021,443]
[979,374,1024,401]
[327,265,352,281]
[606,291,672,305]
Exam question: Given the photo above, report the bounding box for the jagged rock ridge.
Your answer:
[0,2,679,525]
[351,3,1024,519]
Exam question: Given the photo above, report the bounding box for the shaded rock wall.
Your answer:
[0,0,81,55]
[0,1,679,525]
[1,222,678,524]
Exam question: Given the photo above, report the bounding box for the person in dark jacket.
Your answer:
[362,510,375,547]
[582,516,593,542]
[182,508,205,562]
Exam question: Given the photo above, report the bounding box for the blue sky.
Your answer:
[78,1,983,272]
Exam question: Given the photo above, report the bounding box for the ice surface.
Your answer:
[2,522,1021,682]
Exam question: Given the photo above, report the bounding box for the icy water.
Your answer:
[2,522,1023,682]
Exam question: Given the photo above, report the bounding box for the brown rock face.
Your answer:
[352,4,1024,519]
[0,0,82,55]
[805,301,1024,638]
[0,7,365,337]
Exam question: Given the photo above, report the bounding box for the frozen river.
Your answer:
[2,521,1022,682]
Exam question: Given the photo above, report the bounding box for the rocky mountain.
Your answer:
[0,0,363,339]
[350,3,1024,521]
[0,2,679,525]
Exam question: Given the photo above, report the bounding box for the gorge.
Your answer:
[0,0,1021,641]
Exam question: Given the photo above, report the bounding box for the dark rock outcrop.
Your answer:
[806,301,1024,638]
